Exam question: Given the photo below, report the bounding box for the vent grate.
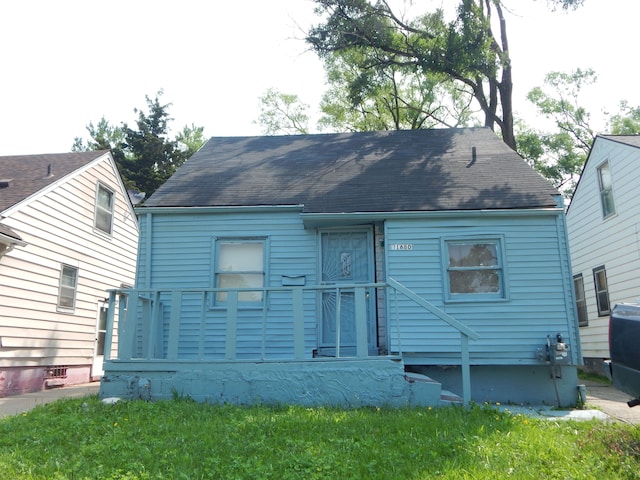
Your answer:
[45,365,68,379]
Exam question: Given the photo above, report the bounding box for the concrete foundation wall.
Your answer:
[409,365,579,407]
[100,359,443,408]
[0,365,91,397]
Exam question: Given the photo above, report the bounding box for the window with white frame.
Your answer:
[58,264,78,310]
[215,239,265,303]
[597,161,615,218]
[95,183,114,234]
[445,238,504,300]
[593,265,610,316]
[573,274,588,327]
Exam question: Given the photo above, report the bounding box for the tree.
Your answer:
[516,69,596,196]
[307,0,584,150]
[72,117,125,152]
[73,92,206,197]
[318,48,477,132]
[175,123,207,157]
[255,88,310,135]
[606,101,640,135]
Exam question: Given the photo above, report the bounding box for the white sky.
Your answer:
[0,0,638,155]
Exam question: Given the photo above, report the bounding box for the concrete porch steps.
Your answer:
[404,371,463,406]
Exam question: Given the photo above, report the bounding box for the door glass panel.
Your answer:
[320,231,374,352]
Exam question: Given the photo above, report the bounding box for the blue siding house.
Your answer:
[100,128,581,407]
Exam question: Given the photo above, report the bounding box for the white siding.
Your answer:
[0,155,138,369]
[567,138,640,359]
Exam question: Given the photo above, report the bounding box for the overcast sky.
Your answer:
[0,0,638,155]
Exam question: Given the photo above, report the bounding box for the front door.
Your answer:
[319,229,376,355]
[92,301,108,378]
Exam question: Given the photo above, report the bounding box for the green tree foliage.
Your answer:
[73,91,206,198]
[516,69,595,196]
[255,88,310,135]
[72,117,125,152]
[307,0,584,150]
[318,48,477,132]
[517,69,640,197]
[307,0,516,147]
[606,101,640,135]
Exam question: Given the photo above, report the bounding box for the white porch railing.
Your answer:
[104,278,479,404]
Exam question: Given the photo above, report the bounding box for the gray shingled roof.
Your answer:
[144,128,559,213]
[0,151,107,212]
[600,135,640,149]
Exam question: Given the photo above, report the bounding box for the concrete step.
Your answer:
[440,389,463,405]
[404,371,464,406]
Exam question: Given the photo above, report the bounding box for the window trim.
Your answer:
[442,235,508,303]
[94,182,115,235]
[593,265,611,317]
[213,237,267,308]
[596,160,615,219]
[57,263,79,312]
[573,273,588,327]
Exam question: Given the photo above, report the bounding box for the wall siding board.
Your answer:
[134,207,574,366]
[0,155,138,373]
[137,210,318,359]
[385,214,576,364]
[567,138,640,360]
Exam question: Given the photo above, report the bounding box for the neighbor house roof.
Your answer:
[0,222,23,243]
[0,151,108,212]
[599,134,640,149]
[144,128,559,213]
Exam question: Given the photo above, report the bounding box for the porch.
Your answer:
[100,279,479,407]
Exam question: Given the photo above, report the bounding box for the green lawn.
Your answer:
[0,396,638,479]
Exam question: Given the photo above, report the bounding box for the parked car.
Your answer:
[609,303,640,407]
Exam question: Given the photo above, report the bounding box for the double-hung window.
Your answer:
[597,161,615,218]
[58,264,78,310]
[593,265,610,316]
[95,183,115,234]
[573,274,588,327]
[215,239,265,304]
[445,238,505,301]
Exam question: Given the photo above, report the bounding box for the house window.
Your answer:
[593,266,610,316]
[215,239,265,303]
[573,274,588,327]
[58,264,78,310]
[95,183,114,234]
[597,161,615,218]
[445,239,504,300]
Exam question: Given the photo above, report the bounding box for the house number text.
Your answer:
[390,243,413,251]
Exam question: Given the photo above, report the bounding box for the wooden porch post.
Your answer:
[292,288,305,360]
[461,333,471,406]
[354,287,368,358]
[225,291,238,360]
[103,290,117,361]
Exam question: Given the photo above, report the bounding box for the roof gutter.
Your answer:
[134,205,305,215]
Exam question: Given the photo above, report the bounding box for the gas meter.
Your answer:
[536,333,570,365]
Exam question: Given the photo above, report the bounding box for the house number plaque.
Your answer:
[390,244,413,251]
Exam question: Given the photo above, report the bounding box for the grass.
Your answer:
[578,368,612,385]
[1,396,639,479]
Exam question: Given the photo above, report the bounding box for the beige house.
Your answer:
[0,151,138,396]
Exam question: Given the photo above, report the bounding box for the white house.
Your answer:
[566,135,640,374]
[0,151,139,396]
